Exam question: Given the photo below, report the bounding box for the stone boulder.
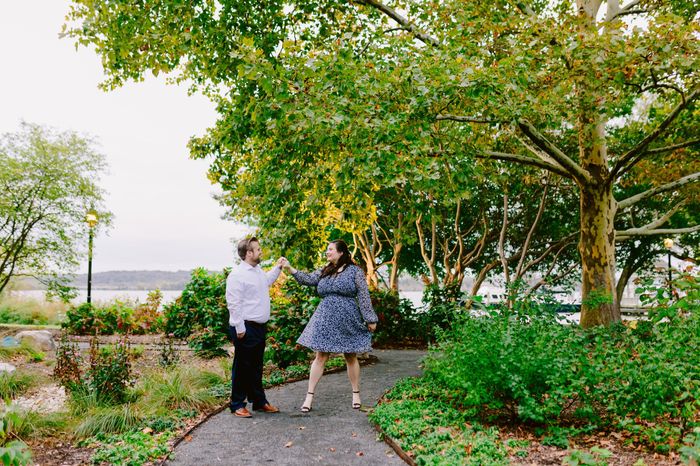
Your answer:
[14,330,56,352]
[0,362,16,373]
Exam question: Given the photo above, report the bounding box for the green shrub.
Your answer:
[55,336,133,406]
[129,290,164,334]
[418,273,700,452]
[266,279,317,368]
[62,292,164,336]
[163,268,229,358]
[158,334,180,368]
[419,283,468,342]
[53,333,83,392]
[87,337,132,404]
[370,289,421,346]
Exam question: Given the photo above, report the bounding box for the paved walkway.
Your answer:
[167,349,426,466]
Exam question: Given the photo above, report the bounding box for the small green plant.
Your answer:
[53,333,83,391]
[563,447,612,466]
[87,337,132,404]
[504,438,530,458]
[88,429,173,465]
[680,427,700,466]
[158,334,180,368]
[0,404,32,465]
[0,341,46,363]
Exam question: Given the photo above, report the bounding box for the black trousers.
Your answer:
[229,322,268,410]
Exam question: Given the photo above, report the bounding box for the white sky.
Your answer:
[1,1,252,273]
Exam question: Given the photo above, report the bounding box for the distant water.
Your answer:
[9,289,183,305]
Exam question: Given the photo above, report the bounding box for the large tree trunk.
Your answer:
[579,177,620,327]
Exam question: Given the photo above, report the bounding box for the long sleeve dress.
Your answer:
[291,264,378,353]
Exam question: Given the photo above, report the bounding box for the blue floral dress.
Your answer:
[292,264,378,353]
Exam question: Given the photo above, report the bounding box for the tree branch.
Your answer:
[610,87,700,181]
[647,138,700,155]
[479,151,573,179]
[627,199,687,233]
[517,119,591,183]
[616,225,700,237]
[353,0,439,47]
[515,175,549,278]
[617,172,700,209]
[436,114,492,124]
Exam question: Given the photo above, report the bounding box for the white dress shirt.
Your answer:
[226,261,282,334]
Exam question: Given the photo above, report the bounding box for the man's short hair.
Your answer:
[237,236,259,261]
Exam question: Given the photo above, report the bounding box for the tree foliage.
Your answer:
[0,123,109,297]
[65,0,700,326]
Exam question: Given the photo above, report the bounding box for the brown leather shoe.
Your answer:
[253,403,280,413]
[232,407,253,418]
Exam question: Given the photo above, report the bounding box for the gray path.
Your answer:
[167,349,425,466]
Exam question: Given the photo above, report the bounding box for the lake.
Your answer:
[10,289,184,305]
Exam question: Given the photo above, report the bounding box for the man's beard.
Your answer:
[252,256,261,265]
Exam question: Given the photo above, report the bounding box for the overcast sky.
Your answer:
[1,1,252,273]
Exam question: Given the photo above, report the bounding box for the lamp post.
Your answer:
[85,209,99,305]
[663,238,674,300]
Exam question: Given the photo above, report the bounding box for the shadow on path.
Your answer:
[167,349,426,466]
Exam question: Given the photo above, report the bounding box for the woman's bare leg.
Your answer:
[344,353,361,407]
[302,351,329,410]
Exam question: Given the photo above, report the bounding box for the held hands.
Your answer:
[276,257,288,269]
[277,257,295,273]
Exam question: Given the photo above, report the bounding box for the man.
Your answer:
[226,236,284,418]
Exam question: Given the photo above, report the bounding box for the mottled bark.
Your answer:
[578,181,620,326]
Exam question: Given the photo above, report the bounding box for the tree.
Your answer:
[0,123,109,297]
[65,0,699,326]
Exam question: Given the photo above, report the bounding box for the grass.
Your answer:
[73,404,144,438]
[0,372,37,399]
[0,294,67,326]
[137,367,220,413]
[0,341,46,363]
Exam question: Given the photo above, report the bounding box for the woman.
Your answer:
[282,240,378,412]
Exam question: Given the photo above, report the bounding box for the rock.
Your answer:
[1,336,19,347]
[0,362,16,373]
[13,384,67,413]
[14,330,56,351]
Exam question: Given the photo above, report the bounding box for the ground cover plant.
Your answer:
[370,274,700,465]
[0,321,355,466]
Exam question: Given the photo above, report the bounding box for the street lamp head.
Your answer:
[85,209,99,228]
[663,238,674,250]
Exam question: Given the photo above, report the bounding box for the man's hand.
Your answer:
[276,257,288,268]
[367,323,377,333]
[237,331,246,339]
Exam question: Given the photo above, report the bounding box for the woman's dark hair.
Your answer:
[320,240,355,278]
